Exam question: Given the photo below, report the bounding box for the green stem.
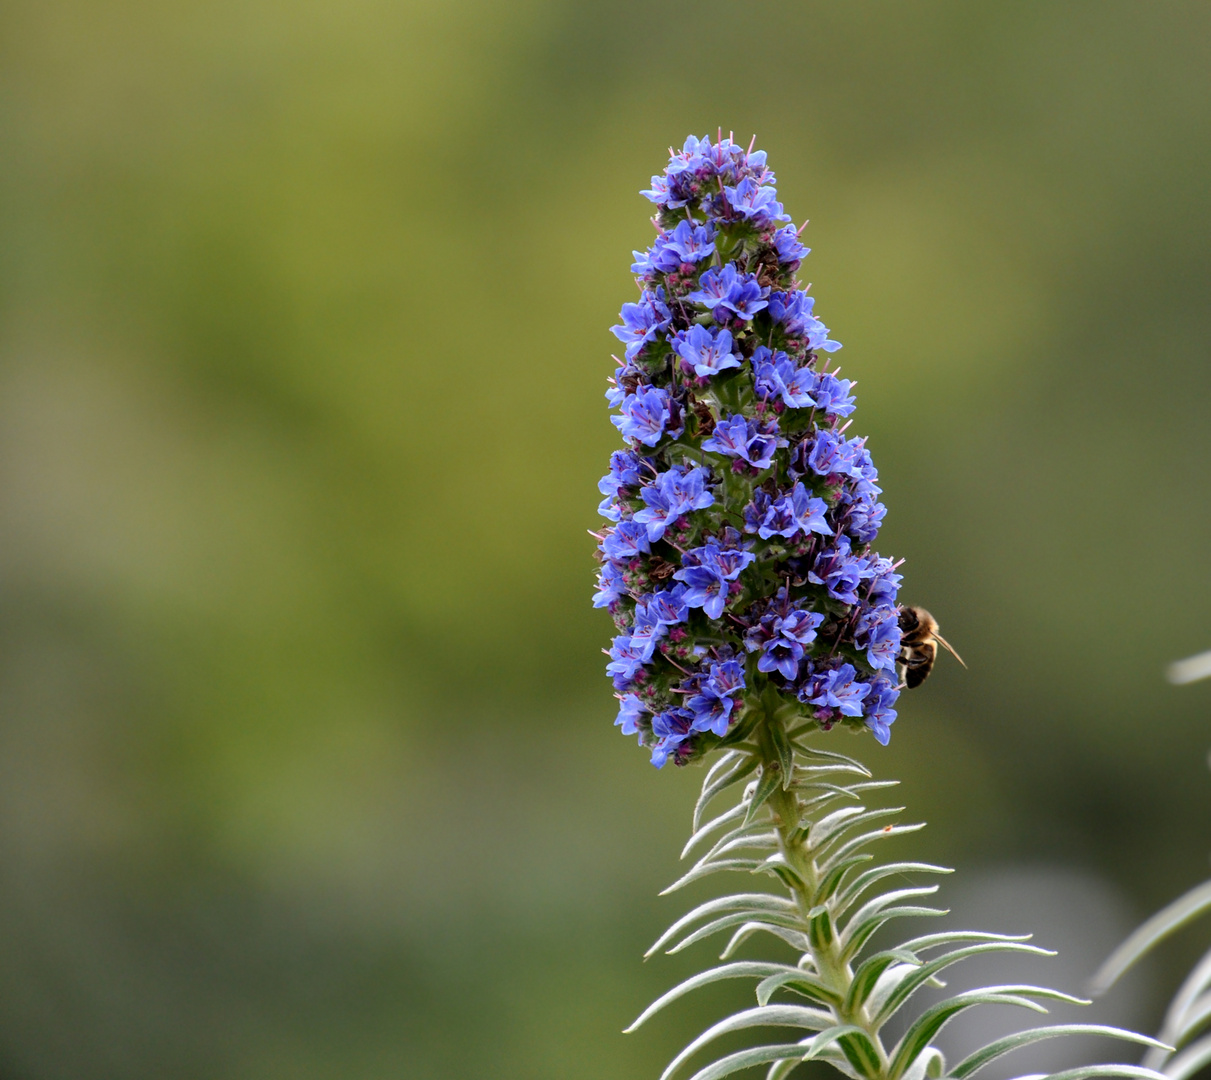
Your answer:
[758,723,892,1080]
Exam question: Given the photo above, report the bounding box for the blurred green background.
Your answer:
[1,1,1210,1076]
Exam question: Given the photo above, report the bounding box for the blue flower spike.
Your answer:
[597,133,903,765]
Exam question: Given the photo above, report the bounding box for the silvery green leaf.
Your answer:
[625,961,796,1032]
[889,985,1087,1080]
[719,920,810,958]
[839,886,942,946]
[660,1005,836,1080]
[844,949,924,1014]
[872,942,1057,1025]
[819,822,926,876]
[1164,1032,1211,1080]
[1149,951,1211,1064]
[680,1043,814,1080]
[844,905,949,961]
[764,1059,802,1080]
[1171,987,1211,1045]
[646,893,799,957]
[768,719,796,789]
[833,862,954,917]
[810,806,905,858]
[695,826,779,867]
[836,1026,887,1077]
[1009,1066,1170,1080]
[1090,880,1211,995]
[693,753,759,832]
[681,801,748,859]
[666,911,809,956]
[660,858,764,894]
[900,930,1033,953]
[744,764,784,825]
[948,1025,1171,1080]
[814,853,876,905]
[756,968,841,1007]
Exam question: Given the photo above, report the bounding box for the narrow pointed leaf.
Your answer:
[757,969,842,1008]
[681,1043,813,1080]
[660,1005,834,1080]
[873,942,1055,1025]
[1091,881,1211,995]
[949,1025,1171,1080]
[626,962,793,1032]
[661,858,763,894]
[647,893,799,957]
[1165,1032,1211,1080]
[890,986,1087,1080]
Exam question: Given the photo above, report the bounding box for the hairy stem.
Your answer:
[760,723,892,1079]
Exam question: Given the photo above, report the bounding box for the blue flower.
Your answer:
[752,347,819,410]
[647,585,689,626]
[864,676,899,745]
[750,482,830,540]
[674,543,756,619]
[803,663,871,717]
[772,224,808,265]
[814,372,856,417]
[702,414,779,471]
[686,659,746,736]
[592,561,627,608]
[634,465,715,542]
[600,136,911,760]
[865,557,903,608]
[600,520,650,562]
[746,607,824,680]
[607,635,651,688]
[610,290,672,360]
[615,693,646,735]
[673,324,741,379]
[767,290,842,353]
[807,539,871,605]
[854,604,902,672]
[723,178,789,228]
[612,386,682,447]
[649,708,695,767]
[664,219,717,264]
[686,265,769,322]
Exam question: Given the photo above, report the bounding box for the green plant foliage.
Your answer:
[1093,878,1211,1080]
[635,731,1168,1080]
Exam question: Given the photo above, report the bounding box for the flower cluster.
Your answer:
[595,134,903,766]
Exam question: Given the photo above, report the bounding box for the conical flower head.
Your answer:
[595,133,903,766]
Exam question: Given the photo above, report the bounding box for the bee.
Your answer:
[897,606,966,689]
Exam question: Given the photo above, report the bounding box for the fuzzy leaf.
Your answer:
[757,969,842,1008]
[819,823,925,876]
[661,1005,835,1080]
[667,911,808,956]
[1091,880,1211,995]
[647,893,799,957]
[693,753,759,832]
[719,920,811,958]
[834,862,954,917]
[625,961,794,1032]
[681,1043,814,1080]
[745,764,784,825]
[682,801,749,859]
[1165,1032,1211,1080]
[810,807,906,860]
[873,942,1055,1025]
[661,858,764,894]
[889,985,1086,1080]
[948,1025,1171,1080]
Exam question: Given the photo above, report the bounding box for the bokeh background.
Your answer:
[1,1,1210,1076]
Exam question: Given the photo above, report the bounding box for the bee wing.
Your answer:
[932,632,967,668]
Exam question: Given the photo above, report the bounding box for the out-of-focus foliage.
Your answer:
[0,1,1209,1076]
